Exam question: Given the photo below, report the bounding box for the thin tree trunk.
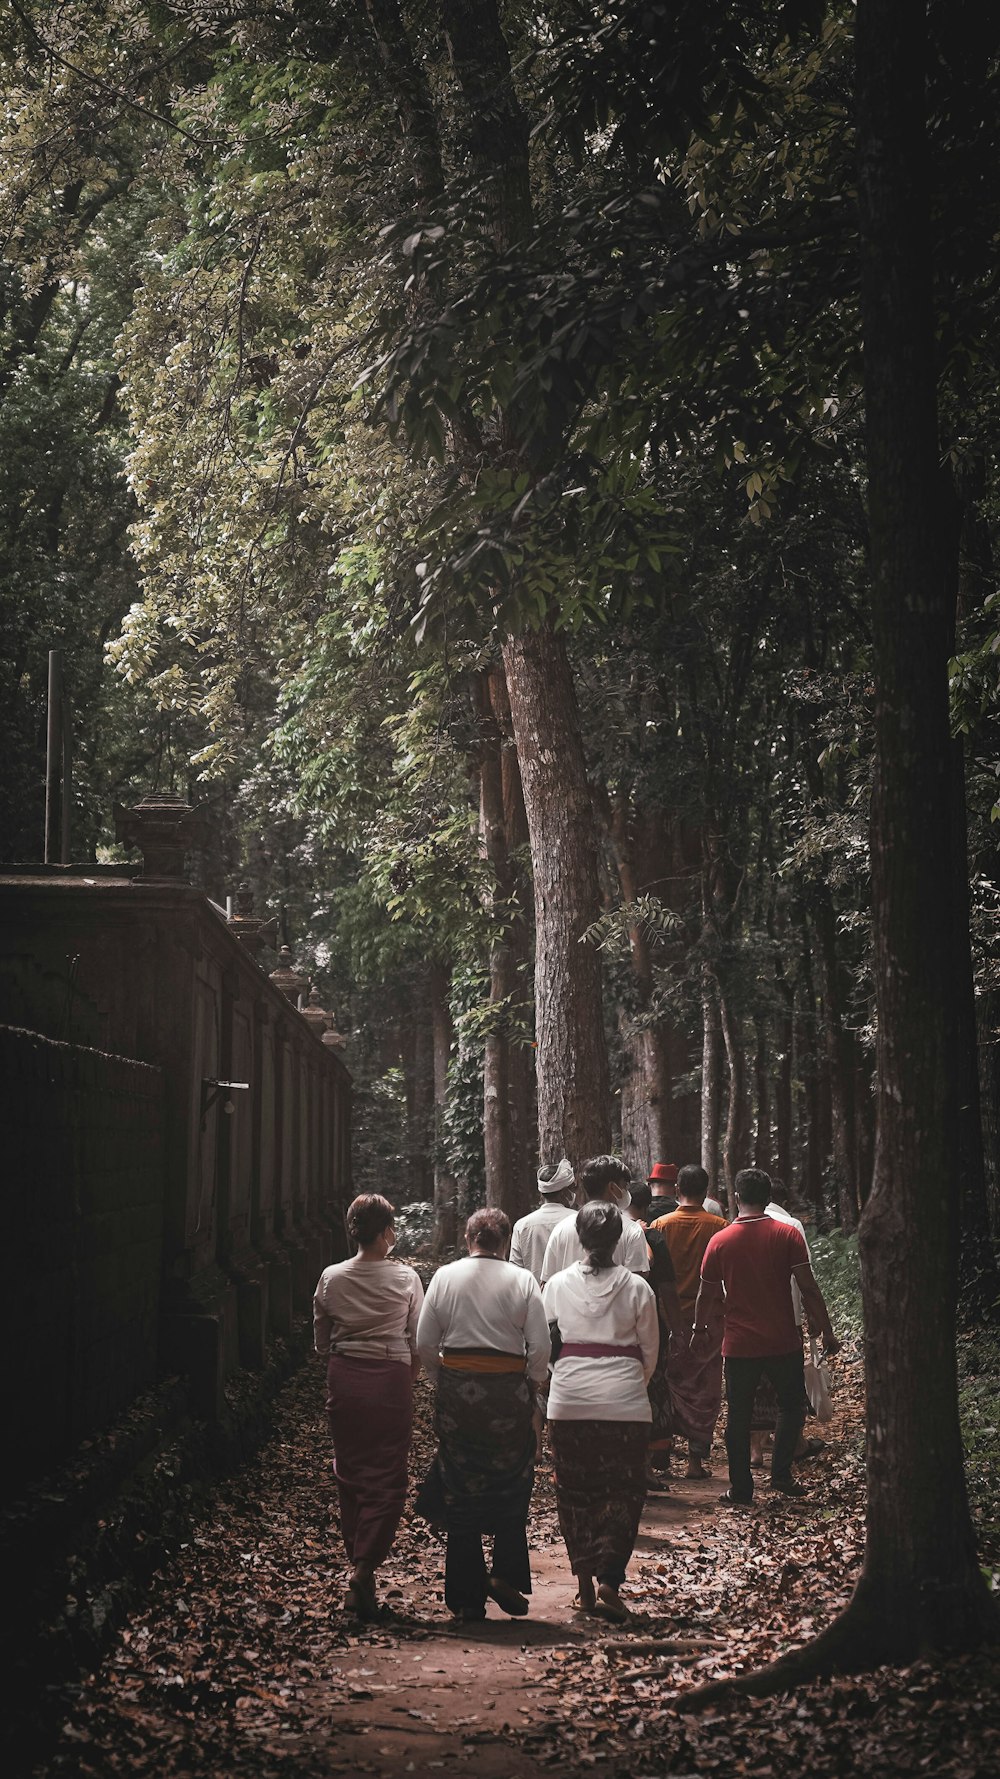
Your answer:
[774,967,794,1192]
[719,990,750,1216]
[476,668,517,1212]
[811,883,860,1230]
[700,981,724,1197]
[430,964,458,1254]
[753,1019,772,1173]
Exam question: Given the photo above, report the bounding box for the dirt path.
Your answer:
[309,1480,719,1777]
[31,1351,1000,1779]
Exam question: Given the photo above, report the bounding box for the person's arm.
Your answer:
[659,1278,687,1344]
[406,1271,425,1379]
[313,1275,333,1358]
[415,1282,445,1383]
[691,1275,724,1341]
[522,1277,553,1388]
[792,1263,842,1353]
[509,1220,525,1269]
[635,1280,660,1383]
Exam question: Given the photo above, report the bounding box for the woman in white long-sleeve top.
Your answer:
[415,1207,551,1623]
[543,1201,660,1623]
[313,1193,423,1620]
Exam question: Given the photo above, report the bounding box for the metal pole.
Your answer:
[60,690,72,864]
[44,649,63,865]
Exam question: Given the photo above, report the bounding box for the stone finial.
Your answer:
[301,984,330,1036]
[269,945,308,1006]
[229,880,275,958]
[321,1024,347,1050]
[114,793,208,880]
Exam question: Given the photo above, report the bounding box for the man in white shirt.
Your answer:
[509,1158,577,1282]
[541,1155,649,1284]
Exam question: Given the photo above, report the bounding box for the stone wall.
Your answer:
[0,865,352,1452]
[1,1025,165,1486]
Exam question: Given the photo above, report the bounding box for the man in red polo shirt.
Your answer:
[693,1167,841,1504]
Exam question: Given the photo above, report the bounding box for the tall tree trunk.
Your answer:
[977,990,1000,1243]
[476,668,517,1213]
[700,979,724,1196]
[810,882,860,1230]
[430,964,458,1255]
[847,0,996,1661]
[502,626,611,1166]
[774,966,794,1192]
[597,784,669,1172]
[719,990,750,1216]
[753,1018,772,1173]
[796,922,827,1226]
[443,0,612,1171]
[495,668,536,1217]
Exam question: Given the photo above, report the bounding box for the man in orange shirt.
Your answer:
[652,1165,726,1478]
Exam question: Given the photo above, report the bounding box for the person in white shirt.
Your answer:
[509,1157,577,1281]
[313,1193,424,1620]
[543,1201,659,1624]
[540,1154,648,1284]
[415,1207,550,1624]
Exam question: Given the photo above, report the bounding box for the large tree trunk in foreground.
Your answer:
[680,0,996,1707]
[850,0,993,1657]
[503,626,611,1167]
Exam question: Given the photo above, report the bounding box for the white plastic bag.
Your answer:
[803,1337,834,1422]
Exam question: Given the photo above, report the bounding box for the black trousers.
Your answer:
[444,1516,530,1614]
[724,1350,806,1501]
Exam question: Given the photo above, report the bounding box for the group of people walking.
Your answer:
[313,1158,840,1625]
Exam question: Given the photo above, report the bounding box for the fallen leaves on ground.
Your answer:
[27,1339,1000,1779]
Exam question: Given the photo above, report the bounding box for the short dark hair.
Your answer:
[466,1206,511,1253]
[629,1181,653,1214]
[576,1201,622,1270]
[677,1164,709,1202]
[347,1193,395,1247]
[579,1154,630,1200]
[768,1177,789,1206]
[734,1167,771,1207]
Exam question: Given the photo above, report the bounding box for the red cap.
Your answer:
[648,1162,678,1185]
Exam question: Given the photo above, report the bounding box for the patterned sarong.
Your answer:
[667,1334,723,1456]
[549,1420,649,1578]
[647,1337,675,1465]
[415,1358,536,1537]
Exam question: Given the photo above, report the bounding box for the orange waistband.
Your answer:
[440,1350,525,1375]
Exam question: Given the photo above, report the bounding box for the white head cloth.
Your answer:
[537,1157,575,1195]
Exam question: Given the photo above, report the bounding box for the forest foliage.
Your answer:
[2,0,1000,1244]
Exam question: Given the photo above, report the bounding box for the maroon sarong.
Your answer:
[325,1355,413,1566]
[666,1336,723,1457]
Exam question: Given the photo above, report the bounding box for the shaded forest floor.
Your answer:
[25,1242,1000,1779]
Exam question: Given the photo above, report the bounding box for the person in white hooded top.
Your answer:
[543,1201,659,1623]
